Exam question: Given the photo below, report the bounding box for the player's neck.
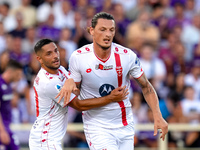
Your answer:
[93,44,111,60]
[42,66,58,74]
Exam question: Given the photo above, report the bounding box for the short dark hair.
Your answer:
[91,12,115,28]
[34,39,54,54]
[6,60,23,70]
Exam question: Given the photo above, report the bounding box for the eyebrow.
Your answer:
[100,26,115,29]
[46,47,58,52]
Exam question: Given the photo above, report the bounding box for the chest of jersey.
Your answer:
[33,67,70,118]
[78,52,130,97]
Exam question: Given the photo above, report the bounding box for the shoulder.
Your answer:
[113,43,135,55]
[58,66,67,73]
[72,43,93,56]
[113,43,137,61]
[58,66,69,78]
[33,69,51,87]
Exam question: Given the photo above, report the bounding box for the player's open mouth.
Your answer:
[53,60,59,64]
[103,39,110,43]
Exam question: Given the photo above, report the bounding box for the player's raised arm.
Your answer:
[68,86,128,111]
[135,73,168,141]
[55,78,79,105]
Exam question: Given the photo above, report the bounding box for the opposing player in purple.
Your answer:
[0,60,23,150]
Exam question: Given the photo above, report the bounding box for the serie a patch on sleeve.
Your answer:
[55,84,62,92]
[135,57,141,66]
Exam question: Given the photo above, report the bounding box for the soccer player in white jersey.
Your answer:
[57,12,168,150]
[29,39,129,150]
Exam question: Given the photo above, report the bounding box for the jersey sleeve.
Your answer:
[129,52,144,79]
[45,81,76,108]
[68,52,82,82]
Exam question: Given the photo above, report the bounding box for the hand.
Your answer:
[153,115,168,141]
[55,78,78,105]
[0,129,10,145]
[108,86,129,102]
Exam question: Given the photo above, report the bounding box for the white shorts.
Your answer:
[84,122,134,150]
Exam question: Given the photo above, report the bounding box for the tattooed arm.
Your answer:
[135,73,168,141]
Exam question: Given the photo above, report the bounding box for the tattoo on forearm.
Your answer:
[135,74,155,96]
[143,83,154,96]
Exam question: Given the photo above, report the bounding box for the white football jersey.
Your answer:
[29,66,76,148]
[69,43,144,128]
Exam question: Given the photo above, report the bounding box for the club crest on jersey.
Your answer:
[99,84,115,96]
[55,84,62,92]
[116,66,123,76]
[95,64,113,70]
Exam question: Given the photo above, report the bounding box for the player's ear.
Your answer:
[90,27,94,36]
[36,55,43,64]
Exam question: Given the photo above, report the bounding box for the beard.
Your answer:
[44,61,60,70]
[47,65,60,70]
[95,41,111,50]
[101,45,111,50]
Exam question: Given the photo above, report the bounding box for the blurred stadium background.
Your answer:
[1,0,200,149]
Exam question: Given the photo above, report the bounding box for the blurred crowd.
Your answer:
[0,0,200,149]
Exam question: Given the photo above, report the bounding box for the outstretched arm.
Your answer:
[68,86,129,111]
[55,78,79,105]
[135,73,168,141]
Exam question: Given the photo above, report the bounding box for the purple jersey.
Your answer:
[0,76,13,127]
